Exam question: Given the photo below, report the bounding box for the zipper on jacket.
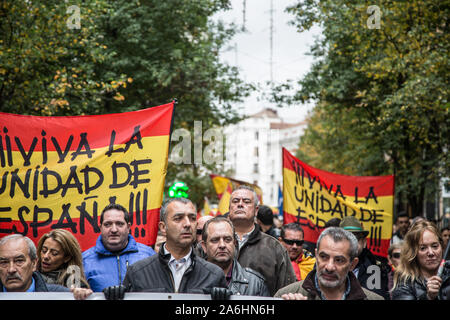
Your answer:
[117,255,122,285]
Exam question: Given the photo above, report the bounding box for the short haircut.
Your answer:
[325,218,342,228]
[281,222,304,239]
[100,203,130,225]
[394,212,409,224]
[316,227,358,261]
[256,205,274,225]
[160,197,196,224]
[230,185,259,208]
[0,234,37,261]
[202,216,236,243]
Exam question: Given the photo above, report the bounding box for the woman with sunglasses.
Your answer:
[392,220,450,300]
[387,243,402,295]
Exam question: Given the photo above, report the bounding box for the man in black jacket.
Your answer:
[201,216,270,296]
[340,216,390,300]
[104,198,228,299]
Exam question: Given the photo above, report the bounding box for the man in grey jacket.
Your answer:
[229,186,296,296]
[104,198,229,299]
[201,216,270,296]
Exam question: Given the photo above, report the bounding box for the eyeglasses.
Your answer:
[392,253,401,259]
[282,238,304,246]
[196,229,203,235]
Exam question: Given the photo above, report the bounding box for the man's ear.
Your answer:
[350,257,359,271]
[201,240,207,255]
[31,259,37,272]
[159,221,166,234]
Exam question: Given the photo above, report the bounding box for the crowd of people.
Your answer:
[0,185,449,301]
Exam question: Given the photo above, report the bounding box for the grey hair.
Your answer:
[0,234,37,261]
[160,197,196,223]
[230,185,260,208]
[317,227,359,261]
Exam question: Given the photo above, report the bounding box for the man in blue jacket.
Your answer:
[82,203,155,292]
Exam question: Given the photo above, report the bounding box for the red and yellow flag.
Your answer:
[0,102,175,251]
[282,148,394,258]
[217,181,233,215]
[210,174,263,204]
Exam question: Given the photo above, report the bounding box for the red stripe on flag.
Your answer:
[283,148,394,197]
[0,103,174,151]
[0,208,160,251]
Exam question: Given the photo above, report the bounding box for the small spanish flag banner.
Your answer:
[210,174,263,204]
[217,181,233,215]
[282,148,394,258]
[0,102,175,250]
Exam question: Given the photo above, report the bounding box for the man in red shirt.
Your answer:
[279,223,315,281]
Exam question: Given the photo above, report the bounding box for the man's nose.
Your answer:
[7,261,18,274]
[325,260,336,272]
[182,216,192,227]
[218,239,226,248]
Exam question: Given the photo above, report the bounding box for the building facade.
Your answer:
[224,108,306,206]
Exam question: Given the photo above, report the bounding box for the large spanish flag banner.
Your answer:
[283,148,394,258]
[0,102,174,251]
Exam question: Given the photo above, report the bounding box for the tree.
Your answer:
[0,0,126,115]
[0,1,253,209]
[278,0,449,217]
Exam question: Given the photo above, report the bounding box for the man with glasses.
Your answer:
[279,223,316,281]
[340,216,390,300]
[193,215,213,259]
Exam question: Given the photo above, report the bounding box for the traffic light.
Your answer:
[168,181,189,198]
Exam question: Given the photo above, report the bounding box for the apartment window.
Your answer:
[254,147,259,157]
[255,131,259,140]
[253,163,259,174]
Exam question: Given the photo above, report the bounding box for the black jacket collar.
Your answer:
[302,269,367,300]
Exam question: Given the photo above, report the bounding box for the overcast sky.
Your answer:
[215,0,322,123]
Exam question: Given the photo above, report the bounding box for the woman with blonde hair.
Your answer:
[392,220,449,300]
[37,229,90,288]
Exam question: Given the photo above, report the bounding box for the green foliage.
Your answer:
[0,1,253,208]
[283,0,449,216]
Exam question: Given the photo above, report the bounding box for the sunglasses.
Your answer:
[196,229,203,235]
[282,238,304,246]
[392,253,401,259]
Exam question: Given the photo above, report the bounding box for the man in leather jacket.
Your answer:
[228,186,296,296]
[103,198,229,300]
[201,216,270,296]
